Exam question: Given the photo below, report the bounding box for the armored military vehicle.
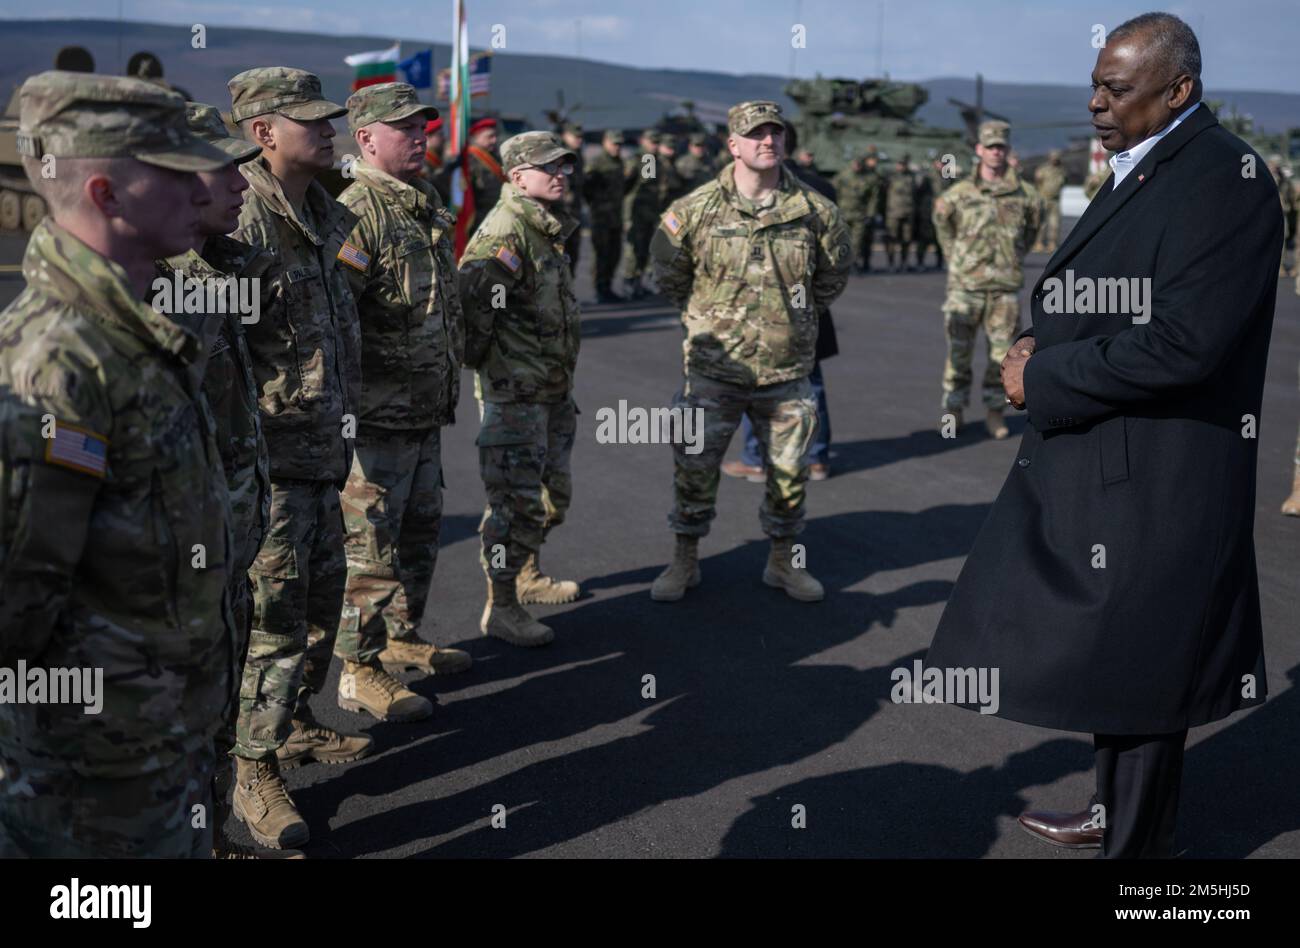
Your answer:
[784,77,972,176]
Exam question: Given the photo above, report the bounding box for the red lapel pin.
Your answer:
[1138,174,1145,182]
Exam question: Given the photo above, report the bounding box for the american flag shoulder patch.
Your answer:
[337,241,370,272]
[663,210,683,236]
[45,421,109,478]
[494,245,522,273]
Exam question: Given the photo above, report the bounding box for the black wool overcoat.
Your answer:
[925,106,1283,734]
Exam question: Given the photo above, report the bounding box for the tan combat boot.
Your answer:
[762,538,825,602]
[480,578,554,646]
[232,756,310,850]
[1282,468,1300,516]
[337,660,433,722]
[379,636,472,676]
[213,827,306,859]
[516,552,581,604]
[986,407,1009,440]
[276,707,373,770]
[650,535,701,602]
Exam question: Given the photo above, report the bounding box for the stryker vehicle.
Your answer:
[784,76,973,175]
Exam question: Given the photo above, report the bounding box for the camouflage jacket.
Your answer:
[459,183,581,403]
[234,159,361,483]
[831,166,882,220]
[157,236,273,574]
[0,220,236,778]
[582,150,628,226]
[885,171,917,219]
[933,167,1042,292]
[559,149,585,219]
[674,152,713,195]
[650,162,851,387]
[1034,162,1067,200]
[625,150,662,224]
[338,161,465,429]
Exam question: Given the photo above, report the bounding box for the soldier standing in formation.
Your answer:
[675,132,714,193]
[623,129,661,299]
[932,120,1041,440]
[333,82,472,731]
[153,102,282,857]
[656,134,688,208]
[227,67,371,850]
[560,122,586,275]
[459,132,583,647]
[0,72,239,857]
[832,154,874,274]
[583,129,629,303]
[1269,155,1296,278]
[884,155,917,272]
[1033,149,1067,252]
[649,101,849,604]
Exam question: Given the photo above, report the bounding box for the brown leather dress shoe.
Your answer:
[1017,807,1103,849]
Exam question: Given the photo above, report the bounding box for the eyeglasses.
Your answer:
[525,160,574,177]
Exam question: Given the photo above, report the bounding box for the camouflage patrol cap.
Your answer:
[500,130,576,172]
[688,132,707,146]
[658,134,679,150]
[562,121,583,136]
[978,120,1010,147]
[16,70,233,172]
[1048,148,1062,160]
[228,67,347,124]
[640,129,660,145]
[603,129,625,144]
[186,101,261,163]
[728,100,783,136]
[345,82,439,136]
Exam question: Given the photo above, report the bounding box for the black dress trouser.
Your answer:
[1093,730,1189,858]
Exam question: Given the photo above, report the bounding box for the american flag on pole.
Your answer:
[437,52,492,101]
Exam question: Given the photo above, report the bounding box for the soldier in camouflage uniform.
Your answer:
[623,129,661,299]
[335,83,472,723]
[932,120,1041,439]
[465,117,507,237]
[227,67,371,850]
[0,72,239,858]
[1033,150,1067,252]
[832,156,875,274]
[153,103,288,858]
[459,131,583,646]
[675,132,714,194]
[656,133,689,208]
[560,122,586,275]
[583,129,630,302]
[649,101,850,603]
[884,155,917,271]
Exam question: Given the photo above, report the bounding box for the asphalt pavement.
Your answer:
[2,224,1298,858]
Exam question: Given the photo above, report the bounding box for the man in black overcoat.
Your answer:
[925,12,1283,858]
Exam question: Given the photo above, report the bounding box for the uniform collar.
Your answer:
[25,218,201,363]
[972,165,1025,195]
[241,157,355,246]
[353,160,439,216]
[717,162,812,225]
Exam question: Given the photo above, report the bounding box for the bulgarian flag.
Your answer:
[449,0,474,259]
[345,42,401,91]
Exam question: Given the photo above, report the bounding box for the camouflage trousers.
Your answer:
[592,219,623,291]
[844,216,871,269]
[941,287,1021,411]
[477,398,577,583]
[337,426,444,666]
[236,478,346,760]
[623,213,657,282]
[1038,201,1062,251]
[669,372,817,539]
[885,215,914,264]
[0,750,214,858]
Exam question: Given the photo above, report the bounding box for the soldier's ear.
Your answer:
[84,170,120,219]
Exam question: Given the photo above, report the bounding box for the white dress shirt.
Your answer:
[1108,101,1201,189]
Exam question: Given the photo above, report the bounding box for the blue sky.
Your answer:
[5,0,1299,92]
